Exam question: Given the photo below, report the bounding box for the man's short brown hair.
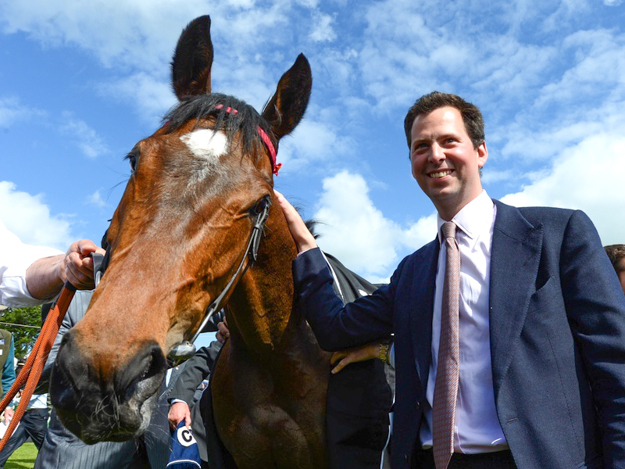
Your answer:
[404,91,485,150]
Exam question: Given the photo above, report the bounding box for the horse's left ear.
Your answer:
[171,15,214,100]
[262,54,312,141]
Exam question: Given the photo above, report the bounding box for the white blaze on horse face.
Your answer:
[181,129,229,161]
[180,129,230,185]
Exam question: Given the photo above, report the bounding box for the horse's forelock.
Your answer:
[163,94,273,166]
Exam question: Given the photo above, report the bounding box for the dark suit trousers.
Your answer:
[411,448,516,469]
[0,408,49,467]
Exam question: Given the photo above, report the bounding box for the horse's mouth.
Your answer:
[50,332,167,443]
[61,389,160,444]
[54,375,162,443]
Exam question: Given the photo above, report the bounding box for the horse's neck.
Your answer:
[227,205,308,356]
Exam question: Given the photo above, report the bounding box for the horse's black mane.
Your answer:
[163,93,274,162]
[305,218,321,239]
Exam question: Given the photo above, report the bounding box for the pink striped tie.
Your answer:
[433,222,460,469]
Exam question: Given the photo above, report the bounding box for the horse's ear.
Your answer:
[261,54,312,141]
[171,15,214,100]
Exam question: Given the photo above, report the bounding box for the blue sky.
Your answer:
[2,0,625,289]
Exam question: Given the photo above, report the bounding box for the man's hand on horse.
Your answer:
[274,191,318,254]
[168,401,192,430]
[62,239,106,289]
[26,238,105,301]
[216,317,230,344]
[330,341,391,374]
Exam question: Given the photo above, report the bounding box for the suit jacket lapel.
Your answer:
[489,201,544,396]
[409,238,439,388]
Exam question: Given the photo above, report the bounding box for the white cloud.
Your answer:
[226,0,256,8]
[481,169,526,188]
[0,98,44,128]
[604,0,623,5]
[99,73,176,126]
[278,119,352,172]
[0,1,298,118]
[0,1,197,72]
[542,0,591,32]
[59,113,109,159]
[501,133,625,245]
[0,181,74,250]
[314,48,359,96]
[312,171,435,281]
[87,190,106,208]
[310,13,336,43]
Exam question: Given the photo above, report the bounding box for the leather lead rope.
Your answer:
[0,283,76,452]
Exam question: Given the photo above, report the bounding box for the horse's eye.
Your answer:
[129,156,137,173]
[252,196,270,215]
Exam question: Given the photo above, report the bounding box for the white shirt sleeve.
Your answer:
[0,220,63,308]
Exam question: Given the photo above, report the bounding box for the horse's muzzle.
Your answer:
[49,329,167,444]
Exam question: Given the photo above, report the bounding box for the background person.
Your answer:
[0,391,48,468]
[605,244,625,293]
[0,330,15,400]
[0,329,16,445]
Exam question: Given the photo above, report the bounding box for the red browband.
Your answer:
[214,104,281,176]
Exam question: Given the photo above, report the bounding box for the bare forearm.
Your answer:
[25,239,104,299]
[25,254,64,301]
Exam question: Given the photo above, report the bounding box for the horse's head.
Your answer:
[49,15,311,443]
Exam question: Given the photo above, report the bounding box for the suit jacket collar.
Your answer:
[489,200,544,395]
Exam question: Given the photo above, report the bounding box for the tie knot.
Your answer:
[442,222,457,240]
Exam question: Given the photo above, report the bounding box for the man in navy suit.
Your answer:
[276,91,625,469]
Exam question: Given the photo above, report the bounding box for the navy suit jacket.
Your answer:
[293,200,625,469]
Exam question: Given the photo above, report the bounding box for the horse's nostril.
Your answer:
[115,342,167,402]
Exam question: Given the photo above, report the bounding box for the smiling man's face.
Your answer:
[410,106,488,220]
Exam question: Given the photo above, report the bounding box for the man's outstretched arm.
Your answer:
[26,239,105,301]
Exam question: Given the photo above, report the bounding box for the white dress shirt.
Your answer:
[420,190,508,453]
[0,219,63,308]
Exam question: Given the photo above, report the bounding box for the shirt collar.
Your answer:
[437,190,494,244]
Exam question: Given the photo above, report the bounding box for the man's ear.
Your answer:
[477,141,488,168]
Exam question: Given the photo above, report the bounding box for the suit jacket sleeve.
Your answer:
[168,343,220,405]
[561,210,625,465]
[293,247,400,351]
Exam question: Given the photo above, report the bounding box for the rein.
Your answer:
[168,194,272,365]
[0,283,76,453]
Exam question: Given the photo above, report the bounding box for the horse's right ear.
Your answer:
[262,54,312,142]
[171,15,214,100]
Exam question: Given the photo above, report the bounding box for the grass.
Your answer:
[4,442,37,469]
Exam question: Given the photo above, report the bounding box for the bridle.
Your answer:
[168,104,278,364]
[167,194,271,364]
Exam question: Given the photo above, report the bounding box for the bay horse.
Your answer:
[49,15,330,468]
